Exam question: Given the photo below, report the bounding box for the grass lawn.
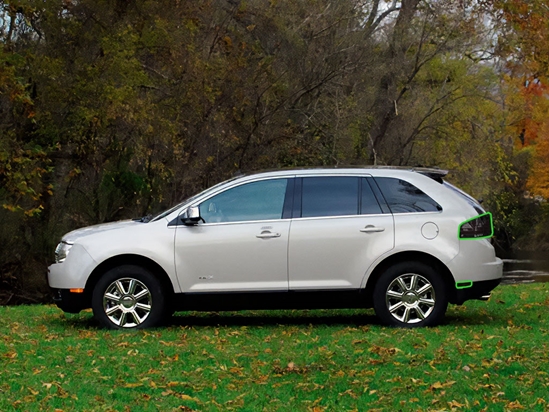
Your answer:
[1,283,549,411]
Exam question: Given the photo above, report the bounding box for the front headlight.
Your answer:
[55,241,73,263]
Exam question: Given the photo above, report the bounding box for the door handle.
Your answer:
[256,231,281,239]
[360,225,385,233]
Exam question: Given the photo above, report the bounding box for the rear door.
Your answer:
[288,175,394,290]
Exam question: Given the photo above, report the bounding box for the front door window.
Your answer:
[199,179,288,223]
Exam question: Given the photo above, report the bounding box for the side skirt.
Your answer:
[171,289,369,312]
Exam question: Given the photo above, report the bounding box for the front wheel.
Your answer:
[373,261,448,328]
[92,265,167,329]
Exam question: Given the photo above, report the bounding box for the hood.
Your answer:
[63,220,140,243]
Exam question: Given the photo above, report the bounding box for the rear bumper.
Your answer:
[51,288,90,313]
[453,278,502,305]
[447,246,503,282]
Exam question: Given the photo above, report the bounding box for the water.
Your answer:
[500,250,549,284]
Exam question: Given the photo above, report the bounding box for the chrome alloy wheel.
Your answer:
[103,277,152,328]
[385,273,436,324]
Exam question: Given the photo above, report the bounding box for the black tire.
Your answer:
[92,265,167,330]
[373,261,448,328]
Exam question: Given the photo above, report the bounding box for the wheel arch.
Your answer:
[364,251,457,306]
[84,254,176,306]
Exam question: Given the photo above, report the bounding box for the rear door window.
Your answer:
[301,177,359,218]
[300,176,383,217]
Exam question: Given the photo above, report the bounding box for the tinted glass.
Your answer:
[375,177,441,213]
[199,179,288,223]
[302,177,359,217]
[361,178,383,214]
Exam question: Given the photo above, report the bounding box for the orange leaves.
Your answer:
[496,1,549,200]
[527,133,549,198]
[507,400,525,409]
[448,399,465,408]
[368,345,402,356]
[429,380,456,392]
[497,0,549,79]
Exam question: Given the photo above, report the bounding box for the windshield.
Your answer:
[150,176,242,222]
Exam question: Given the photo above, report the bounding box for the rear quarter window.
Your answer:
[443,181,485,214]
[374,177,442,213]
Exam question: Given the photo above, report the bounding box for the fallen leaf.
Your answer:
[430,382,444,390]
[507,400,525,409]
[448,400,465,408]
[123,383,143,388]
[178,394,200,402]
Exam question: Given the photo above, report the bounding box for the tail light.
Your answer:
[458,212,493,239]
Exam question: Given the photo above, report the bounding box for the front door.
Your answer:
[175,178,291,292]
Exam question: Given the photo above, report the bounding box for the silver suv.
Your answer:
[48,167,503,329]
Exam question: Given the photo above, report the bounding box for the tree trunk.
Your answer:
[367,0,420,164]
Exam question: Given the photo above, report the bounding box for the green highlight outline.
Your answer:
[458,212,494,240]
[455,280,473,289]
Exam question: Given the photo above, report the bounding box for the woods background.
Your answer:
[1,0,549,303]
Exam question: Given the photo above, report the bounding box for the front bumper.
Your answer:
[51,288,91,313]
[48,244,97,289]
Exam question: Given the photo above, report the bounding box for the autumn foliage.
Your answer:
[497,0,549,198]
[1,0,549,300]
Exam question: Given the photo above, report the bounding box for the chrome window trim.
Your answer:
[390,210,443,215]
[291,213,388,222]
[184,218,293,227]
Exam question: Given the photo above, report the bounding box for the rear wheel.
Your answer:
[373,261,448,327]
[92,265,167,329]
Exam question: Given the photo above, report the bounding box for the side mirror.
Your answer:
[182,206,201,226]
